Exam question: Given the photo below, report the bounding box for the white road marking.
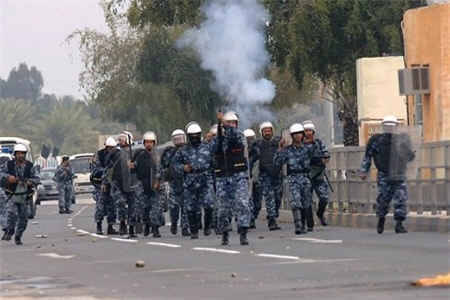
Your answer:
[38,253,75,259]
[147,242,181,248]
[90,233,108,239]
[255,253,301,260]
[76,229,89,234]
[292,237,343,244]
[70,227,77,230]
[111,238,138,243]
[193,247,240,254]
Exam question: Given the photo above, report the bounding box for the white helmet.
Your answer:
[259,121,274,135]
[171,129,186,145]
[186,122,202,134]
[303,120,316,131]
[120,131,134,144]
[143,131,157,144]
[105,137,117,147]
[243,129,256,138]
[209,124,218,135]
[223,111,239,122]
[14,144,27,153]
[382,115,399,126]
[289,123,304,134]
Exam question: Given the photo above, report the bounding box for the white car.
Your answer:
[69,153,95,194]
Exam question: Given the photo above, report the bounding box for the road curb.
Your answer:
[260,210,449,233]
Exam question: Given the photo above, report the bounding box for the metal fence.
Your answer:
[281,141,450,217]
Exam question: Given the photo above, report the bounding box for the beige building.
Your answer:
[402,3,450,142]
[356,57,408,145]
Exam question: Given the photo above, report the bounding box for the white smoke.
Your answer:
[177,0,276,128]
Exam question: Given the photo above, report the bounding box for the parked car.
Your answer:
[36,168,59,204]
[69,153,94,194]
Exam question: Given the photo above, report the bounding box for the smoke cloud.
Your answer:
[178,0,276,128]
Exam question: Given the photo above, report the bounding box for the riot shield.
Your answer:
[388,125,422,180]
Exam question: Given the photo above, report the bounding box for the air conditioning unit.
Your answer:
[398,67,430,96]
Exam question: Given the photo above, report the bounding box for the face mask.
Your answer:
[189,135,202,146]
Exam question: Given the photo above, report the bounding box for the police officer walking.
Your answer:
[91,137,118,235]
[214,112,252,246]
[54,156,75,214]
[0,144,39,245]
[173,122,216,239]
[360,116,415,234]
[133,131,162,238]
[249,122,283,231]
[160,129,190,236]
[274,123,313,235]
[303,120,330,230]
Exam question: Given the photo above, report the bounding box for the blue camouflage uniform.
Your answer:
[161,146,189,234]
[54,164,75,212]
[173,141,215,235]
[0,188,7,231]
[274,144,313,211]
[360,133,415,221]
[213,125,251,234]
[0,159,39,241]
[304,137,329,227]
[91,149,116,225]
[133,149,162,228]
[249,137,283,226]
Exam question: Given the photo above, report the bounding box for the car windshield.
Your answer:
[40,170,55,180]
[70,158,91,174]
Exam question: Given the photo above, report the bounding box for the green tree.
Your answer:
[4,63,44,101]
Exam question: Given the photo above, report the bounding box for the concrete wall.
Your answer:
[403,3,450,142]
[356,57,408,145]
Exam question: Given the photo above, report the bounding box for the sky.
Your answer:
[0,0,108,99]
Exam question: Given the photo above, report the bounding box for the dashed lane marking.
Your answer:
[292,237,343,244]
[146,242,182,248]
[255,253,301,261]
[193,247,240,254]
[111,238,138,243]
[38,253,75,259]
[90,233,108,239]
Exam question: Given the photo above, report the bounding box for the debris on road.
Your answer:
[412,273,450,287]
[231,273,237,278]
[258,236,264,239]
[135,260,145,268]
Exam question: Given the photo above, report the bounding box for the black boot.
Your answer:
[203,208,213,236]
[14,234,23,245]
[170,222,177,235]
[221,231,229,246]
[189,213,199,239]
[249,219,256,229]
[59,209,65,214]
[128,225,137,238]
[135,222,143,234]
[107,224,119,235]
[119,221,127,235]
[300,209,307,234]
[152,226,161,238]
[395,221,408,234]
[268,218,281,231]
[65,209,73,214]
[239,227,249,246]
[292,209,303,235]
[143,223,150,237]
[306,207,314,232]
[96,222,103,235]
[2,229,12,241]
[198,212,203,230]
[377,217,385,234]
[317,202,328,226]
[182,227,190,236]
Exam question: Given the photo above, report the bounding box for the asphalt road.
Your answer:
[1,195,449,300]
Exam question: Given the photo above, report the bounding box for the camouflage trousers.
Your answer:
[111,183,136,226]
[183,175,215,214]
[376,174,408,221]
[135,182,162,226]
[93,186,116,224]
[286,174,312,210]
[58,183,74,211]
[169,183,189,230]
[311,177,329,206]
[216,172,251,233]
[0,190,7,229]
[258,172,283,219]
[5,201,28,237]
[249,179,261,221]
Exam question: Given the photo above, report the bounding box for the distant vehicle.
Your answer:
[69,153,94,194]
[0,137,37,218]
[0,137,34,162]
[36,168,59,204]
